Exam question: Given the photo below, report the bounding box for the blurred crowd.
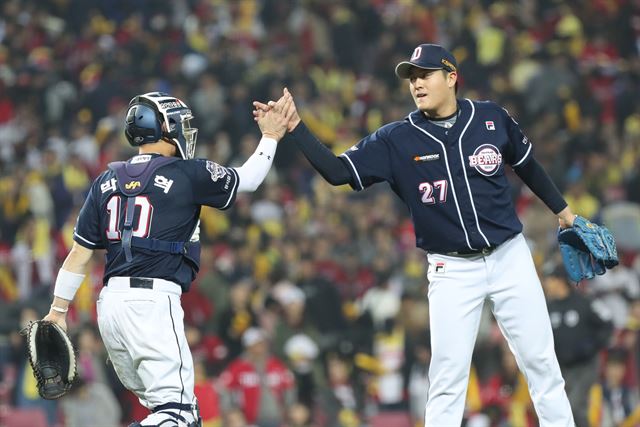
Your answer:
[1,0,640,426]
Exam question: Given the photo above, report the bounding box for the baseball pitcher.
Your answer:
[254,45,592,426]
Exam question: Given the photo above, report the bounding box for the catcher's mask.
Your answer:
[125,92,198,160]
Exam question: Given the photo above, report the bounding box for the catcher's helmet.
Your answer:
[125,92,198,160]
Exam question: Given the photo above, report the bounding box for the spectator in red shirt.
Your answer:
[193,357,221,427]
[217,327,295,427]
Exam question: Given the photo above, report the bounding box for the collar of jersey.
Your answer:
[423,108,459,122]
[408,99,469,128]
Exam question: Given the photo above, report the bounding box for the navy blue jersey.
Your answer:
[340,99,532,254]
[74,154,238,290]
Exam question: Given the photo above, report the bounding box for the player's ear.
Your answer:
[447,71,458,90]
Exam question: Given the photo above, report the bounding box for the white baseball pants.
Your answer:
[424,234,574,426]
[97,277,197,425]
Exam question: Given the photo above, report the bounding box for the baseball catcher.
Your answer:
[24,320,77,400]
[558,215,619,283]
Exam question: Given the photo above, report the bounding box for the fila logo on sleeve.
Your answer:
[485,121,495,130]
[468,144,503,176]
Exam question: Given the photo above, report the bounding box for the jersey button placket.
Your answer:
[452,136,480,248]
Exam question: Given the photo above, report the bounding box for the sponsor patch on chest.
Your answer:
[468,144,502,176]
[413,153,440,162]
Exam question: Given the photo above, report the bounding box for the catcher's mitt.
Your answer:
[557,215,619,283]
[24,320,77,399]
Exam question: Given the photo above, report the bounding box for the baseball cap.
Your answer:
[395,44,458,79]
[242,327,266,347]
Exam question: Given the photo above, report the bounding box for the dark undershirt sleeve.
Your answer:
[287,121,353,186]
[514,157,567,214]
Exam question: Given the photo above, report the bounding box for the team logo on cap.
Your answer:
[411,46,422,60]
[468,144,502,176]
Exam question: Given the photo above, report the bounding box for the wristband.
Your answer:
[50,305,69,313]
[53,269,85,301]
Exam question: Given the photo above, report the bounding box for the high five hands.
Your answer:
[254,88,298,140]
[253,87,301,135]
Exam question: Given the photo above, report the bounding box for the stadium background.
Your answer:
[1,0,640,426]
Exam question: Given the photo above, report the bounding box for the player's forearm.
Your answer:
[514,158,567,214]
[235,137,278,192]
[289,121,353,186]
[61,242,93,273]
[53,242,93,303]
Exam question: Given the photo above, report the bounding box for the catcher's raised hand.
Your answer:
[254,89,296,140]
[253,87,301,133]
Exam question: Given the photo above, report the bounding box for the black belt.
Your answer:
[445,246,497,257]
[105,277,154,289]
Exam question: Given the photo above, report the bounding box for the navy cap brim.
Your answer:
[395,61,444,79]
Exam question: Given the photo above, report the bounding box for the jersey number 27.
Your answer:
[419,179,448,204]
[105,195,153,240]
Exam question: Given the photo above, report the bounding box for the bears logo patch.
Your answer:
[468,144,503,176]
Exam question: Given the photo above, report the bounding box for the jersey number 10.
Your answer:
[105,195,153,240]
